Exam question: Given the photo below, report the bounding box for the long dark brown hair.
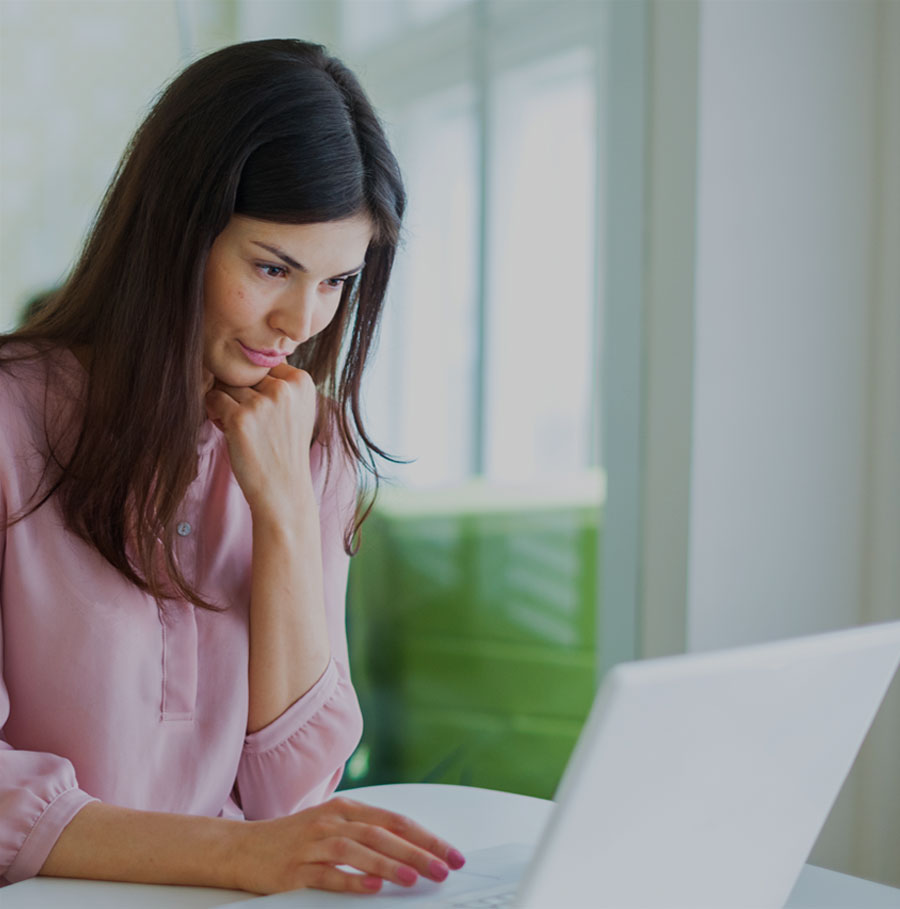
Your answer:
[0,39,406,611]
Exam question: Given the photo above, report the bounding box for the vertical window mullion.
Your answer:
[472,0,491,477]
[589,4,607,469]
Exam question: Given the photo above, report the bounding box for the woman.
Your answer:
[0,39,464,894]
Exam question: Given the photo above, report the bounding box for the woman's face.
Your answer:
[202,213,373,390]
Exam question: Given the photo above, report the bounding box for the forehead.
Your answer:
[225,214,374,267]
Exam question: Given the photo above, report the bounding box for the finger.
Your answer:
[342,821,452,882]
[211,381,258,404]
[204,387,242,425]
[248,373,290,401]
[267,361,303,381]
[263,363,316,398]
[330,798,465,869]
[297,862,383,894]
[308,837,422,889]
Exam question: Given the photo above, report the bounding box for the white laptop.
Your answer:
[226,621,900,908]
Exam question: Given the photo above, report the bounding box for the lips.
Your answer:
[238,341,288,368]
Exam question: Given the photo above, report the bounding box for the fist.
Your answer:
[205,362,318,518]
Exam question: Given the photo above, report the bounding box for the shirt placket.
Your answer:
[158,455,208,724]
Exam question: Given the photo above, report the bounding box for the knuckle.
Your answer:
[426,834,446,854]
[388,813,411,837]
[302,864,332,889]
[295,372,317,398]
[376,856,400,880]
[329,795,353,814]
[330,836,352,861]
[358,824,385,849]
[308,817,331,839]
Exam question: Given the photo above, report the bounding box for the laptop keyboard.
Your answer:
[452,890,517,908]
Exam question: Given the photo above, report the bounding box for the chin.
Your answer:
[220,370,264,388]
[206,352,266,388]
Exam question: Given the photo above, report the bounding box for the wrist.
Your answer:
[250,481,318,528]
[219,819,259,892]
[41,802,256,891]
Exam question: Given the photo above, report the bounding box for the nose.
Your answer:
[270,285,318,344]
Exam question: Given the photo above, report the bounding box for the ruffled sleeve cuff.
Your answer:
[4,787,98,884]
[236,658,363,820]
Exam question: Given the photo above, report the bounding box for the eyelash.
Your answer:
[324,276,352,290]
[256,264,357,289]
[257,263,288,279]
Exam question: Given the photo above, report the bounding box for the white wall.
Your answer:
[631,0,897,887]
[854,0,900,884]
[688,0,874,650]
[685,0,899,885]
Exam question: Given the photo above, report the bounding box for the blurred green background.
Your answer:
[341,474,603,797]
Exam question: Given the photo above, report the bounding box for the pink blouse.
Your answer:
[0,348,364,884]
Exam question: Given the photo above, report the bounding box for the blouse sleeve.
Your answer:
[0,441,98,884]
[234,437,364,819]
[0,704,99,884]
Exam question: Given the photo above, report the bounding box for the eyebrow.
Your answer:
[251,242,365,278]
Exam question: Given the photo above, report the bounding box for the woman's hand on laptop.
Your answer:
[233,795,467,894]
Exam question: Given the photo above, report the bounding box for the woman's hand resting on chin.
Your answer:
[204,361,318,519]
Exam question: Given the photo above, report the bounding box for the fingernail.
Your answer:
[396,865,418,886]
[447,848,466,870]
[362,876,382,891]
[429,859,449,881]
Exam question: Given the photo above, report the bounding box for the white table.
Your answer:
[4,784,899,907]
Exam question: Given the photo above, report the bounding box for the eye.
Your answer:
[323,273,359,291]
[257,263,288,279]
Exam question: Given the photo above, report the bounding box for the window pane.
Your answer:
[340,1,406,55]
[408,0,473,26]
[485,49,595,484]
[341,0,473,55]
[363,85,479,487]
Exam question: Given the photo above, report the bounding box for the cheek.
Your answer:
[314,296,343,334]
[206,281,259,331]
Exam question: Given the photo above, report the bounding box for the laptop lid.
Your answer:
[519,621,900,909]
